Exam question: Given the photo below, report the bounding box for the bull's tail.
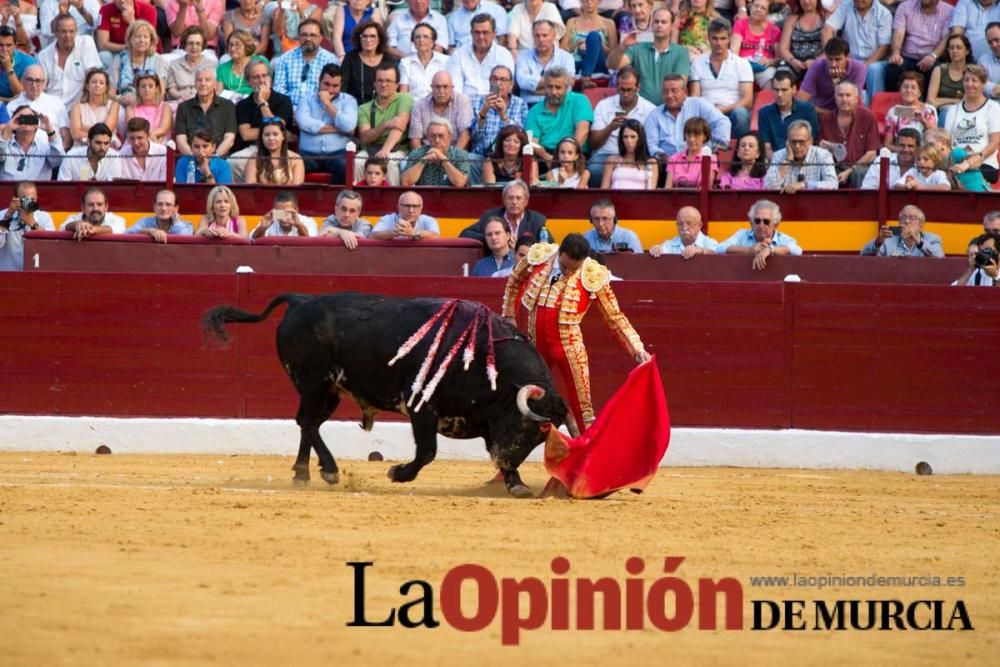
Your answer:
[202,293,307,343]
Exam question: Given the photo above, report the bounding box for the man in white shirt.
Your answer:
[6,65,72,150]
[38,0,102,49]
[689,18,753,140]
[649,206,719,258]
[250,191,319,238]
[587,66,655,186]
[861,128,920,189]
[61,187,128,239]
[0,105,64,181]
[36,13,101,105]
[119,117,168,181]
[387,0,450,58]
[447,13,514,97]
[58,122,123,181]
[0,181,55,271]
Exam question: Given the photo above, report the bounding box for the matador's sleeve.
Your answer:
[581,258,644,358]
[502,256,533,317]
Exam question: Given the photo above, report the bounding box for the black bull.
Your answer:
[202,292,569,497]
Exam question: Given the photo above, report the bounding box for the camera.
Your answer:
[974,245,998,268]
[612,242,633,253]
[17,114,39,126]
[19,196,39,214]
[889,226,902,237]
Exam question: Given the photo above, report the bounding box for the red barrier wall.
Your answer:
[2,273,998,434]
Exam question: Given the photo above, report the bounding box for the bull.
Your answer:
[202,292,570,498]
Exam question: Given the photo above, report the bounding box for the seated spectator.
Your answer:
[818,80,880,187]
[470,65,527,159]
[666,117,719,188]
[0,26,33,103]
[355,62,414,185]
[492,234,534,278]
[251,191,318,239]
[508,0,566,58]
[732,0,781,88]
[884,71,938,150]
[674,0,720,59]
[0,105,64,181]
[924,126,991,192]
[822,0,892,104]
[952,0,996,63]
[399,23,451,102]
[720,131,768,189]
[757,70,818,158]
[175,66,238,156]
[616,0,653,48]
[777,0,824,81]
[861,127,920,189]
[885,0,952,92]
[860,204,944,257]
[401,116,472,187]
[608,7,690,104]
[70,69,120,147]
[245,119,303,185]
[893,144,951,190]
[408,71,472,150]
[355,156,389,186]
[798,37,866,114]
[540,136,589,187]
[562,0,618,89]
[601,117,659,189]
[926,34,971,125]
[109,19,167,101]
[294,63,356,184]
[222,0,270,56]
[645,73,730,161]
[319,189,372,249]
[37,13,101,106]
[944,64,1000,185]
[587,66,655,185]
[470,217,516,276]
[764,119,838,191]
[166,26,217,105]
[525,67,593,166]
[235,60,295,154]
[270,0,322,55]
[649,205,718,257]
[196,184,248,239]
[218,30,267,101]
[272,18,338,107]
[119,116,166,180]
[978,22,1000,97]
[167,0,225,51]
[371,190,442,240]
[324,0,381,60]
[447,13,514,97]
[97,0,157,66]
[515,19,575,106]
[460,179,546,244]
[58,123,122,181]
[176,130,233,184]
[127,189,195,242]
[449,0,509,51]
[342,20,398,107]
[719,199,802,270]
[125,72,172,145]
[0,181,54,271]
[952,232,1000,287]
[61,187,127,238]
[984,210,1000,234]
[583,198,643,253]
[690,18,753,140]
[7,65,71,149]
[387,0,449,59]
[482,125,539,185]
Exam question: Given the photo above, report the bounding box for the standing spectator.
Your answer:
[296,63,357,184]
[251,191,318,238]
[860,204,945,256]
[731,0,781,88]
[777,0,825,81]
[0,182,54,271]
[608,7,690,104]
[319,189,372,249]
[222,0,270,56]
[515,19,575,106]
[271,0,322,55]
[482,125,539,185]
[57,123,122,181]
[246,118,304,185]
[61,187,127,237]
[408,70,472,149]
[39,0,102,50]
[719,199,802,270]
[563,0,618,90]
[644,73,731,160]
[674,0,720,59]
[371,190,441,240]
[235,60,295,153]
[862,127,921,189]
[97,0,158,65]
[127,189,195,242]
[449,0,509,51]
[175,67,238,156]
[798,37,867,114]
[649,205,718,257]
[927,33,972,123]
[341,20,397,107]
[70,69,119,147]
[401,116,472,186]
[272,18,338,107]
[166,26,217,105]
[355,62,413,184]
[37,13,101,106]
[387,0,449,58]
[884,71,938,150]
[196,185,247,239]
[119,116,167,180]
[175,129,233,184]
[507,0,566,58]
[665,117,719,188]
[460,179,547,244]
[690,17,753,140]
[601,118,659,189]
[399,23,451,101]
[470,65,527,158]
[819,80,880,187]
[108,19,167,100]
[757,70,819,158]
[125,72,172,145]
[720,130,768,189]
[950,0,1000,62]
[166,0,224,50]
[887,0,953,93]
[945,64,1000,183]
[470,217,516,277]
[217,30,267,100]
[0,26,32,102]
[764,118,839,191]
[6,66,71,150]
[525,67,594,166]
[447,14,514,98]
[587,66,655,185]
[822,0,892,104]
[324,0,380,59]
[583,198,643,253]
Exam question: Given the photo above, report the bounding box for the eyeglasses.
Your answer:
[23,77,44,84]
[399,203,422,209]
[787,139,809,145]
[489,76,512,83]
[752,218,773,226]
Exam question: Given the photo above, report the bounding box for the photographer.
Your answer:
[250,191,317,239]
[953,232,1000,287]
[860,205,945,258]
[0,182,54,271]
[0,105,65,181]
[582,199,643,254]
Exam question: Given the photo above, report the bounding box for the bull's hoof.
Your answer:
[320,469,340,485]
[507,483,533,499]
[387,463,412,483]
[292,477,309,487]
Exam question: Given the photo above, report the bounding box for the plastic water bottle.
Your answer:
[754,44,764,64]
[187,161,197,183]
[539,226,554,243]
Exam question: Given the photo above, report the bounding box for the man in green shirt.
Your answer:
[356,62,414,185]
[525,67,594,167]
[607,7,690,105]
[401,116,472,187]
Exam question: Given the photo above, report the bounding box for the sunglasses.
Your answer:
[261,117,284,126]
[16,156,26,171]
[752,218,773,226]
[301,63,310,82]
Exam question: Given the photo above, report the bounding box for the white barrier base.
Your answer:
[1,416,998,474]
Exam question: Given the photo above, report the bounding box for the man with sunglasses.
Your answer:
[0,105,64,181]
[587,65,654,186]
[0,26,32,102]
[37,14,102,105]
[296,62,357,184]
[273,18,338,107]
[718,199,803,271]
[0,182,54,271]
[5,65,72,150]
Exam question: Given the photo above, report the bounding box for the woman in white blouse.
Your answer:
[945,65,1000,186]
[399,23,449,101]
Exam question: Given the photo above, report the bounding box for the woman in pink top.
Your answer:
[731,0,782,88]
[720,132,768,190]
[197,186,249,239]
[601,118,659,189]
[125,73,173,145]
[666,117,718,189]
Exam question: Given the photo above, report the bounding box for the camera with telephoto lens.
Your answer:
[18,196,39,214]
[974,245,998,268]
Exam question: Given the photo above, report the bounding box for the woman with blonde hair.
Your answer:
[125,72,173,144]
[70,69,121,146]
[197,186,248,239]
[110,20,167,102]
[244,118,305,185]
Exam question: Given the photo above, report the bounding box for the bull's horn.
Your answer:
[565,413,581,438]
[516,385,548,422]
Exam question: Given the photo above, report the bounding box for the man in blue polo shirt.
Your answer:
[525,66,593,166]
[174,130,233,184]
[757,70,819,158]
[0,26,33,102]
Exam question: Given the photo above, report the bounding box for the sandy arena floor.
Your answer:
[0,452,997,666]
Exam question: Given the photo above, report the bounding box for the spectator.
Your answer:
[927,33,972,122]
[608,7,690,104]
[777,0,825,81]
[401,116,472,186]
[125,72,172,145]
[7,65,71,149]
[492,233,534,278]
[644,73,731,160]
[119,116,167,180]
[127,189,195,242]
[515,19,576,106]
[294,63,356,184]
[583,198,643,253]
[861,126,921,189]
[271,0,323,55]
[819,80,880,186]
[508,0,566,58]
[447,13,514,98]
[470,217,516,276]
[62,187,127,238]
[924,125,991,190]
[166,26,217,105]
[690,17,753,140]
[719,199,802,270]
[984,209,1000,232]
[0,181,54,271]
[196,185,248,239]
[893,143,951,190]
[166,0,224,51]
[341,20,397,107]
[674,0,720,59]
[0,26,31,102]
[666,117,719,187]
[387,0,449,58]
[764,118,838,191]
[482,125,539,185]
[372,190,442,240]
[860,204,945,256]
[884,72,938,151]
[649,205,718,257]
[798,37,867,114]
[108,19,167,101]
[1,1,36,62]
[222,0,270,56]
[757,69,819,159]
[944,64,1000,184]
[540,136,590,187]
[399,23,451,101]
[952,232,1000,286]
[732,0,781,88]
[39,0,102,50]
[526,67,594,166]
[822,0,892,104]
[449,0,509,51]
[355,62,414,185]
[0,105,64,181]
[58,123,122,181]
[272,18,338,107]
[97,0,158,64]
[218,30,267,100]
[617,0,654,47]
[587,66,655,185]
[176,129,233,184]
[470,64,527,157]
[319,189,371,249]
[235,60,295,153]
[324,0,380,59]
[887,0,953,92]
[356,156,389,186]
[601,118,659,189]
[720,131,768,189]
[251,191,318,239]
[70,69,119,147]
[460,178,547,244]
[950,0,998,62]
[979,22,1000,98]
[37,13,100,106]
[408,71,472,150]
[175,66,238,156]
[562,0,618,89]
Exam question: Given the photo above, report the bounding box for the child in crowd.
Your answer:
[355,157,390,187]
[665,117,718,189]
[542,138,590,189]
[895,145,951,191]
